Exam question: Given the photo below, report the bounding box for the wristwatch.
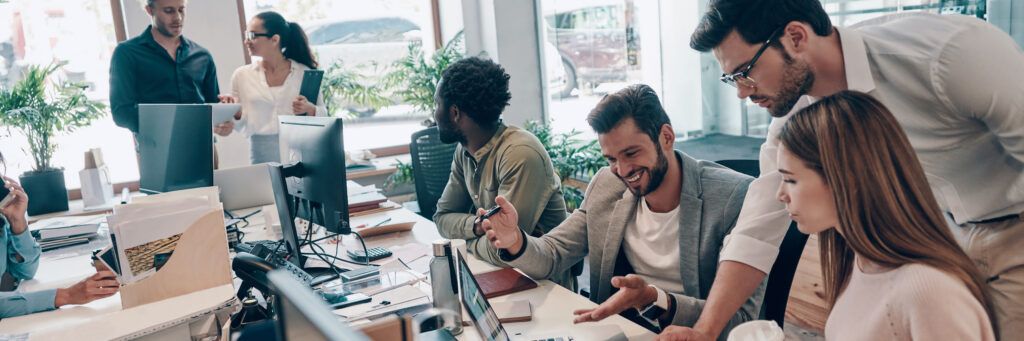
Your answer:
[640,285,669,322]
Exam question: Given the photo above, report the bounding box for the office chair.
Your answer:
[715,158,809,327]
[409,127,458,220]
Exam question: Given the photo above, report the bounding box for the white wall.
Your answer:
[121,0,250,168]
[461,0,545,126]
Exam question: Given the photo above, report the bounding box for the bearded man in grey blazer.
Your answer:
[480,84,764,338]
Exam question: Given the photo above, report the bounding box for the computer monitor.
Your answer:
[267,270,370,341]
[278,115,350,234]
[137,104,214,194]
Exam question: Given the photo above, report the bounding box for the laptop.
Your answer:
[458,251,626,341]
[214,163,276,211]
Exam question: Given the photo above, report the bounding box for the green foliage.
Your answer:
[383,32,465,114]
[321,60,393,117]
[0,63,106,172]
[321,33,465,119]
[384,159,415,191]
[524,120,606,211]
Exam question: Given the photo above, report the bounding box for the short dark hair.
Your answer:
[439,57,511,129]
[586,84,670,144]
[690,0,833,52]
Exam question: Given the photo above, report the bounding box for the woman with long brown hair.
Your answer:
[775,91,995,340]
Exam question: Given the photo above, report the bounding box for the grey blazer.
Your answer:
[502,150,765,338]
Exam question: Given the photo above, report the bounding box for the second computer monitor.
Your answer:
[137,104,214,194]
[278,115,350,234]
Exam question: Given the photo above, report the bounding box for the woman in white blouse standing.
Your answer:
[215,11,326,164]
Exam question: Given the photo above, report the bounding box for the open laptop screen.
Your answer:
[458,250,510,341]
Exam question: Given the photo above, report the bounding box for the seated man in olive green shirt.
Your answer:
[432,57,573,288]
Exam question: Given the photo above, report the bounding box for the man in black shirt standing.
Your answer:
[109,0,219,134]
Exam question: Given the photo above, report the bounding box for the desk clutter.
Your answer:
[28,214,103,251]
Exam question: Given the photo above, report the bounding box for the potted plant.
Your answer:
[384,32,465,115]
[0,62,106,215]
[525,121,606,212]
[383,160,416,196]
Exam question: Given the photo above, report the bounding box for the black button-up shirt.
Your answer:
[109,26,219,133]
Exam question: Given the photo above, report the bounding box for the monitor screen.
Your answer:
[458,250,510,341]
[269,270,370,341]
[137,104,214,194]
[278,116,350,234]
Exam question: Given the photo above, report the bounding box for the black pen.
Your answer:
[476,205,502,223]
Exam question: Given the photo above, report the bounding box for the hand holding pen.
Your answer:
[473,204,502,237]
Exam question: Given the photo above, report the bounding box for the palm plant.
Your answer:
[383,32,465,114]
[321,60,393,117]
[0,62,106,172]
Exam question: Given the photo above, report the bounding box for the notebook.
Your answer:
[475,267,538,299]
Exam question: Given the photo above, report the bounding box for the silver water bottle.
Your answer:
[429,239,462,335]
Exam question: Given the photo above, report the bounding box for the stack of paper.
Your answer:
[104,187,224,284]
[29,214,104,251]
[347,180,387,213]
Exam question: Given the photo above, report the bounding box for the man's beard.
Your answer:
[622,145,670,196]
[154,21,180,38]
[437,116,465,145]
[767,52,815,118]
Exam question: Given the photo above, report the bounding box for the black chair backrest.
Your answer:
[714,159,759,178]
[410,127,458,220]
[715,158,808,327]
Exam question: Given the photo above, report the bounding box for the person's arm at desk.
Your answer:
[0,271,120,318]
[0,289,58,318]
[433,153,479,240]
[3,176,39,280]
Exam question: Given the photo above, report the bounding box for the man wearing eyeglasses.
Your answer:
[110,0,219,134]
[659,1,1024,340]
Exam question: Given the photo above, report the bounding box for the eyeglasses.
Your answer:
[719,27,784,89]
[244,31,273,41]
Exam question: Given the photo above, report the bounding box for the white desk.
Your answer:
[2,204,654,340]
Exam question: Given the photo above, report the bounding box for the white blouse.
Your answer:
[230,59,327,136]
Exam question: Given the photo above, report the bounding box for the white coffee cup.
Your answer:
[727,320,785,341]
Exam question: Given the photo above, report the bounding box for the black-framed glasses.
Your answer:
[245,31,273,41]
[719,27,784,89]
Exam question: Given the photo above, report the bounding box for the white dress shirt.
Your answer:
[230,59,327,137]
[623,197,684,294]
[721,13,1024,273]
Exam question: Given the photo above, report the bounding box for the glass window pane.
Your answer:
[0,0,135,188]
[242,0,456,150]
[540,0,653,141]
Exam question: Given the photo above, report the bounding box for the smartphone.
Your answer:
[322,291,371,309]
[0,180,13,209]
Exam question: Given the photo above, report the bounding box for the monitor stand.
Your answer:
[267,163,348,284]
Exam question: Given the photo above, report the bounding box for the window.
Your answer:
[242,0,457,151]
[0,0,135,189]
[539,0,704,142]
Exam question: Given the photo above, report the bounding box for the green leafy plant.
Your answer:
[383,32,465,114]
[321,60,393,118]
[0,62,106,172]
[383,160,415,192]
[525,120,606,211]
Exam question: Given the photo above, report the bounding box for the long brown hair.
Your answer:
[778,91,994,325]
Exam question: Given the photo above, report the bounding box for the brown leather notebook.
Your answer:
[475,267,538,299]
